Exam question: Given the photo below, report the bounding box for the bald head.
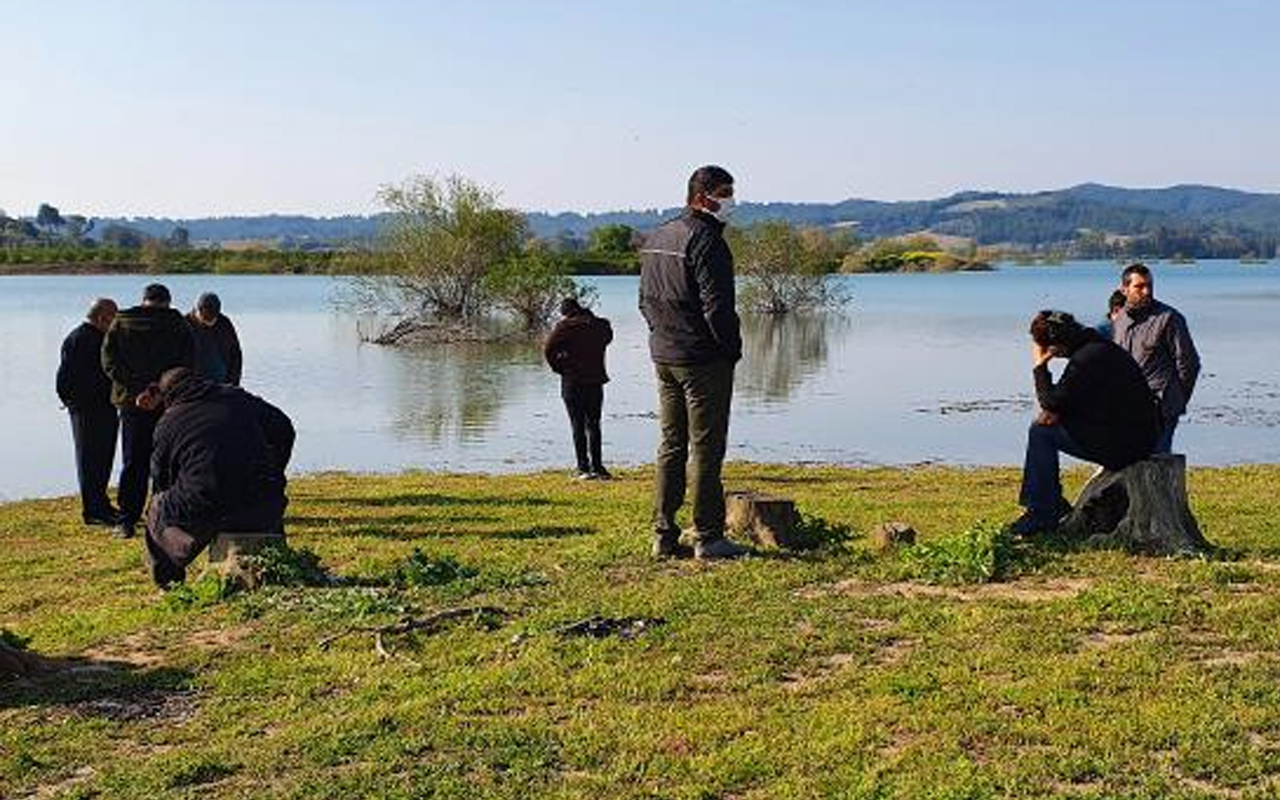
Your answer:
[87,298,117,332]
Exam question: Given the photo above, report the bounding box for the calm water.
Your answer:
[2,263,1279,501]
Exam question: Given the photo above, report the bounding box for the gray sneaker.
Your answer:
[694,537,751,560]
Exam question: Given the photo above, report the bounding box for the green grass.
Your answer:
[4,464,1280,798]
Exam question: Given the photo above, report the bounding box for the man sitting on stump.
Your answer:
[1010,310,1160,536]
[144,367,295,587]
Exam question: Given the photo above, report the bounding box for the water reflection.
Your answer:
[386,341,544,444]
[737,313,850,402]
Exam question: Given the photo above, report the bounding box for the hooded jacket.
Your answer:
[543,311,613,384]
[150,372,295,535]
[1034,328,1160,470]
[101,306,195,408]
[187,311,243,385]
[639,210,742,365]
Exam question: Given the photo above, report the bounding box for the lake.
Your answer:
[2,262,1279,501]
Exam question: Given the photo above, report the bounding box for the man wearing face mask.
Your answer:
[639,165,748,560]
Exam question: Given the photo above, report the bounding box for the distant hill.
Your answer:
[88,183,1280,252]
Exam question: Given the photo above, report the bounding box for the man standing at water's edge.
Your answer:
[57,297,120,526]
[639,165,748,560]
[1113,263,1200,453]
[101,283,195,539]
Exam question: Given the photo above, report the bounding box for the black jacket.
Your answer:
[639,210,742,365]
[188,312,243,386]
[1034,329,1160,470]
[150,374,295,535]
[543,311,612,384]
[57,322,114,412]
[102,306,195,408]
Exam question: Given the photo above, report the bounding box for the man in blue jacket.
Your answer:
[639,165,748,560]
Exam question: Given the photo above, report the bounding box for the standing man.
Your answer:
[1113,263,1201,453]
[102,283,195,539]
[544,297,613,479]
[639,165,747,560]
[187,292,243,385]
[56,298,120,526]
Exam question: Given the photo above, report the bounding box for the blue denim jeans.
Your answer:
[1153,416,1178,455]
[1018,422,1091,520]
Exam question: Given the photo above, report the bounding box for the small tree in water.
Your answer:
[485,242,595,333]
[730,221,852,314]
[352,174,525,328]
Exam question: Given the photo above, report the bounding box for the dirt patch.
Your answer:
[26,766,97,799]
[799,577,1092,603]
[1081,630,1149,650]
[80,626,250,669]
[875,638,917,665]
[71,687,198,723]
[1194,649,1272,668]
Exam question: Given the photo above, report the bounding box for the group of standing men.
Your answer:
[57,285,293,586]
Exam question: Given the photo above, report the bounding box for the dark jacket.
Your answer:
[150,374,295,535]
[543,311,612,384]
[187,312,243,385]
[102,306,195,408]
[639,210,742,365]
[1113,299,1200,420]
[57,322,114,412]
[1034,329,1160,470]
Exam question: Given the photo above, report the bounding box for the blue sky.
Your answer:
[4,0,1280,217]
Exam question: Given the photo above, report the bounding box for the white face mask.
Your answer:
[706,195,735,223]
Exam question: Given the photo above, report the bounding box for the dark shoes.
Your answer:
[652,535,694,559]
[574,468,613,481]
[83,507,122,527]
[112,522,136,540]
[1007,497,1073,538]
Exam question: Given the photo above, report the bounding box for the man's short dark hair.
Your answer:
[559,296,584,317]
[1121,262,1151,286]
[686,165,734,205]
[1108,290,1126,313]
[142,283,171,305]
[1030,310,1082,348]
[196,292,221,315]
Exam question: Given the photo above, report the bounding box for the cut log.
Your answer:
[871,522,917,554]
[726,491,799,548]
[1058,454,1209,555]
[208,531,285,564]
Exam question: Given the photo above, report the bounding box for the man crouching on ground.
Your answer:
[144,367,295,587]
[1010,310,1160,537]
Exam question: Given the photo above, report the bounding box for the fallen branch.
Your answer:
[318,606,509,650]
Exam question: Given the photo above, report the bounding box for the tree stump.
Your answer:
[1058,454,1209,555]
[726,492,799,548]
[871,522,917,554]
[208,531,285,589]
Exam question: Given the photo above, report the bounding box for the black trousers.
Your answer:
[146,492,288,585]
[118,407,161,526]
[561,381,604,473]
[68,407,118,519]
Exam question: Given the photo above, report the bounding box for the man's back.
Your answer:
[639,211,741,366]
[102,305,194,407]
[151,380,294,532]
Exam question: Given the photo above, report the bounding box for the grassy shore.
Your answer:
[4,464,1280,799]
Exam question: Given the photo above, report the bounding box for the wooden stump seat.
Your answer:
[1058,454,1209,555]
